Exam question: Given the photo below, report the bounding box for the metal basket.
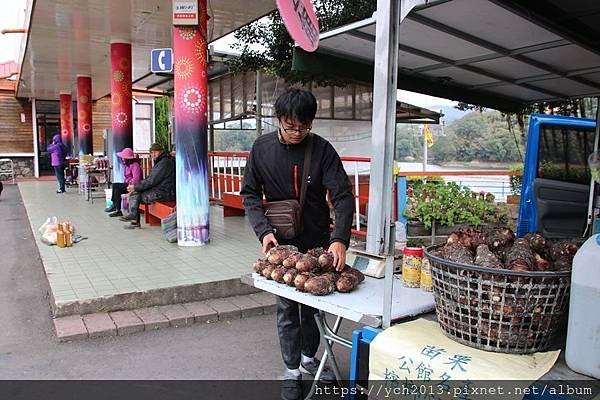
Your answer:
[424,245,571,354]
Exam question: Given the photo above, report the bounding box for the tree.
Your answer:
[229,0,377,85]
[154,96,170,149]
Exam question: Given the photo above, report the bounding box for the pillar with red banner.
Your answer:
[76,75,93,156]
[173,0,210,246]
[110,40,133,183]
[59,92,73,157]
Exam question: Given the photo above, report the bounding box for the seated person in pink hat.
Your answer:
[105,147,141,217]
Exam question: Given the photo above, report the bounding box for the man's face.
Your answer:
[150,150,162,161]
[278,118,312,145]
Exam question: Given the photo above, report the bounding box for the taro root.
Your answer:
[321,272,341,284]
[524,233,549,256]
[283,269,299,286]
[549,240,579,261]
[294,272,315,291]
[295,255,319,273]
[552,255,574,271]
[305,276,336,296]
[253,259,270,274]
[474,244,502,268]
[341,266,365,283]
[318,252,335,272]
[283,252,303,268]
[271,267,287,283]
[261,265,276,279]
[307,247,325,258]
[486,227,515,253]
[267,247,295,265]
[442,243,474,264]
[336,275,359,293]
[533,253,551,271]
[505,238,534,271]
[446,231,464,246]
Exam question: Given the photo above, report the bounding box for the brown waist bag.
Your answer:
[263,134,313,240]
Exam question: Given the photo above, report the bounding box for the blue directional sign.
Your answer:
[151,48,173,73]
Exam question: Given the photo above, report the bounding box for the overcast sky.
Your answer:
[0,0,27,63]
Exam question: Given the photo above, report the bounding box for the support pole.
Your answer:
[366,0,401,256]
[256,70,263,137]
[76,75,93,156]
[32,99,39,178]
[423,125,428,172]
[209,124,215,152]
[110,40,133,183]
[59,92,74,157]
[173,0,210,246]
[585,97,600,236]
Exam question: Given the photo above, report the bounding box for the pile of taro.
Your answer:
[430,227,578,272]
[253,246,365,296]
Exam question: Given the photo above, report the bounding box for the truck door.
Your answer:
[533,124,595,237]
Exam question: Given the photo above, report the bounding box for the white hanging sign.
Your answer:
[173,0,198,26]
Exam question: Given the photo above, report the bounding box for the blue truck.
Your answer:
[517,114,598,238]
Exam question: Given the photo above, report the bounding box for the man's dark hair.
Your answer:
[274,89,317,126]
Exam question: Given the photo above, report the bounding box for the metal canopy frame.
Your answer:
[293,0,600,113]
[326,0,600,328]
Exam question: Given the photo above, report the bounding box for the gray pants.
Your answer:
[128,190,172,222]
[277,296,320,369]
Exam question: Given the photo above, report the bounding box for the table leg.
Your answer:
[305,311,352,400]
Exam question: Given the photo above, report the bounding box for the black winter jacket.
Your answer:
[134,152,176,199]
[241,132,354,251]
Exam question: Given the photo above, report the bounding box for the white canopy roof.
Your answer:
[16,0,276,100]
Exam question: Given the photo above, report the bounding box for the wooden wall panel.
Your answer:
[92,97,111,153]
[0,91,33,153]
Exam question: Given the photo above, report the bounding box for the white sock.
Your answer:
[302,355,315,364]
[286,368,301,377]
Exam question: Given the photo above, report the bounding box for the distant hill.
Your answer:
[431,105,468,124]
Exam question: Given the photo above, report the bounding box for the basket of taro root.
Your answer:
[252,245,365,295]
[424,226,579,354]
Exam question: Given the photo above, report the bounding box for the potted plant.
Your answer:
[405,181,508,236]
[507,164,523,204]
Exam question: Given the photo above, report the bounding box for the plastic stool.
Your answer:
[0,159,15,184]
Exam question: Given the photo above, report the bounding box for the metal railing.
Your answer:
[141,150,520,239]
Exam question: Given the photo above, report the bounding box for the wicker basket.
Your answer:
[425,245,571,354]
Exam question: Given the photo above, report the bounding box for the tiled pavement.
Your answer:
[53,292,277,341]
[19,181,264,317]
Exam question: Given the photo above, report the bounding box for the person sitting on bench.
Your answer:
[121,143,175,229]
[105,147,141,217]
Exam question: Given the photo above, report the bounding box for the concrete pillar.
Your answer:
[76,75,93,156]
[173,0,210,246]
[110,40,133,183]
[59,92,74,157]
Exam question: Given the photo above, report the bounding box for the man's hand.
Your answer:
[329,241,347,272]
[261,233,278,255]
[127,184,134,193]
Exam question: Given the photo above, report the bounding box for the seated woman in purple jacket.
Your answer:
[105,147,142,217]
[47,134,68,193]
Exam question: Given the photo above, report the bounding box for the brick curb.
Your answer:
[53,292,276,342]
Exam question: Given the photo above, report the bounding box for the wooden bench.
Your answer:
[139,200,176,226]
[222,192,245,217]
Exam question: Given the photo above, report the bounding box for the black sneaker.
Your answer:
[108,210,123,217]
[300,358,337,384]
[119,214,136,222]
[105,206,116,212]
[123,222,141,229]
[281,371,302,400]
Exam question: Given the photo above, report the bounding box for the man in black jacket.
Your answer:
[121,143,175,229]
[241,89,354,400]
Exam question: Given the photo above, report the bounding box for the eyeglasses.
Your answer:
[280,125,312,134]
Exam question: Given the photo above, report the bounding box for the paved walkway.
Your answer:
[19,181,262,316]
